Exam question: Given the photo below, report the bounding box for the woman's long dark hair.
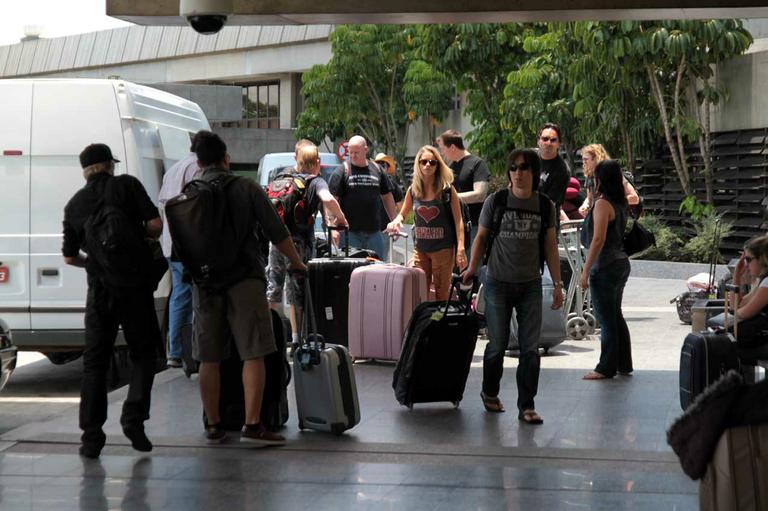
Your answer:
[594,159,627,206]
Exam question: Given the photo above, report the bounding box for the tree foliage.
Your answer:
[416,24,532,173]
[296,25,452,172]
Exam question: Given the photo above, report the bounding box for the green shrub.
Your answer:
[635,214,684,261]
[678,213,732,264]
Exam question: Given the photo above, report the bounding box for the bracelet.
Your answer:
[554,281,564,288]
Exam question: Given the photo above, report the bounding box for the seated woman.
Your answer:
[731,235,768,363]
[387,145,466,300]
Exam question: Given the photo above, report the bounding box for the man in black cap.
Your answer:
[62,143,164,458]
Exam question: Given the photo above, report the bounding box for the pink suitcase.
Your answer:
[348,234,427,361]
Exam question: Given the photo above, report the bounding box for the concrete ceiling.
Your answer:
[108,0,768,25]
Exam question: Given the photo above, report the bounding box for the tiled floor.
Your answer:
[0,277,700,510]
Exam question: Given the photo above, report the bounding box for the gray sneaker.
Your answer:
[204,424,227,444]
[240,423,286,446]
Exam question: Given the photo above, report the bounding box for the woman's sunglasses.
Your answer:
[745,255,756,263]
[420,159,438,167]
[508,162,531,172]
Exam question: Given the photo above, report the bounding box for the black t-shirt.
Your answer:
[329,161,393,233]
[293,174,330,243]
[449,154,490,226]
[62,173,159,283]
[539,155,571,208]
[379,173,404,230]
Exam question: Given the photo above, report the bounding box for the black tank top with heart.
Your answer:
[411,188,456,253]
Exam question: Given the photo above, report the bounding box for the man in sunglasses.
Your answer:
[436,129,490,250]
[537,122,571,217]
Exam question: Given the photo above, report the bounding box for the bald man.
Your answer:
[328,135,397,259]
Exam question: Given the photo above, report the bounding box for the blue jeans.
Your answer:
[589,258,632,377]
[343,230,386,260]
[483,275,542,412]
[167,260,193,359]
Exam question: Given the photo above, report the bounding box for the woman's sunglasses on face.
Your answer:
[508,162,531,172]
[420,159,438,167]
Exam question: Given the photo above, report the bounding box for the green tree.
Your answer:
[581,20,752,199]
[296,25,452,175]
[417,24,532,173]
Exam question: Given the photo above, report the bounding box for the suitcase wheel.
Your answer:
[331,423,345,436]
[298,419,305,430]
[566,316,589,340]
[543,347,550,355]
[452,401,460,409]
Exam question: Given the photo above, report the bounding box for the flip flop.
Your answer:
[582,371,610,380]
[480,392,505,413]
[518,409,543,425]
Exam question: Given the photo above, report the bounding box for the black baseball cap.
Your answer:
[79,143,120,168]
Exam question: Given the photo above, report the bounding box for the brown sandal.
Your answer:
[518,409,544,425]
[480,392,505,413]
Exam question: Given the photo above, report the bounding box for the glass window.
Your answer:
[242,81,280,129]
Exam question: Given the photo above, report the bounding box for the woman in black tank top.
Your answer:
[386,145,466,300]
[580,159,633,380]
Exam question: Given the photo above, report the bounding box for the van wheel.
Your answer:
[44,351,83,365]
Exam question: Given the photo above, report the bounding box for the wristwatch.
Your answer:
[553,281,564,288]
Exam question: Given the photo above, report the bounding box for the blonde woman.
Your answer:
[578,144,639,216]
[387,145,466,300]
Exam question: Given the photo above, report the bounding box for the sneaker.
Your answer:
[204,424,227,444]
[166,358,183,368]
[240,423,286,446]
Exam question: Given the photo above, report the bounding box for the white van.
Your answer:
[0,79,210,361]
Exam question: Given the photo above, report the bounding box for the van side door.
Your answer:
[28,82,124,338]
[0,82,33,333]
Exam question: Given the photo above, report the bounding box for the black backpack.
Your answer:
[485,190,553,271]
[84,200,161,290]
[166,174,253,292]
[266,171,317,233]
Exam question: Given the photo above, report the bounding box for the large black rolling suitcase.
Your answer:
[679,331,739,410]
[204,309,292,431]
[308,226,376,346]
[393,277,480,409]
[679,285,741,410]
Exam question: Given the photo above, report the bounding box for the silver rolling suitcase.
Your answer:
[293,278,360,435]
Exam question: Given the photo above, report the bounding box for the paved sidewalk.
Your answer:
[0,276,700,510]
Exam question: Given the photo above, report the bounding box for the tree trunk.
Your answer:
[646,63,692,196]
[672,56,691,195]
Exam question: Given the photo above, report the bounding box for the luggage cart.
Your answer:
[558,220,597,340]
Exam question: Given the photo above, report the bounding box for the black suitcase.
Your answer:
[308,226,376,346]
[393,278,480,409]
[204,309,292,431]
[679,330,739,410]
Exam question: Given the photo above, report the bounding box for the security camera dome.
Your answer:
[186,14,228,35]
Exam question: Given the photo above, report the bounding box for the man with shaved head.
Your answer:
[328,135,397,258]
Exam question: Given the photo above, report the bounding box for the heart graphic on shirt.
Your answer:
[416,205,440,223]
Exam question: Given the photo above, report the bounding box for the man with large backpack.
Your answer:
[62,143,165,459]
[169,131,306,446]
[462,148,564,426]
[266,142,348,347]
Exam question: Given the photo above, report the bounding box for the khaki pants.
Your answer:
[412,247,455,301]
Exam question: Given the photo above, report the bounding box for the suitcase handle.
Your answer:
[302,277,325,351]
[388,231,408,264]
[724,283,741,339]
[325,225,350,257]
[444,274,475,316]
